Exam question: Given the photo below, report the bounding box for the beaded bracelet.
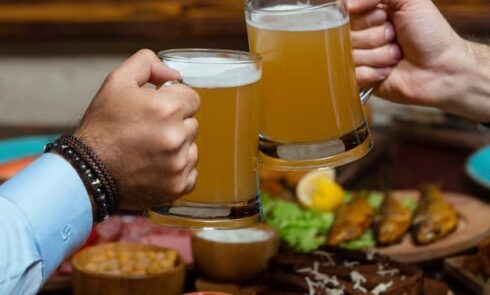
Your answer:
[44,135,119,223]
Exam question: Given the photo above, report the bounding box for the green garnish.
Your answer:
[262,193,334,252]
[367,192,385,209]
[339,229,376,250]
[400,197,418,211]
[343,191,354,204]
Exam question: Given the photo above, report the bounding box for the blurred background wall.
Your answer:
[0,0,488,126]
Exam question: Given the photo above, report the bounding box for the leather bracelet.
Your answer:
[59,135,119,211]
[44,135,119,223]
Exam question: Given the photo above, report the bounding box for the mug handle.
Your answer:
[360,87,374,104]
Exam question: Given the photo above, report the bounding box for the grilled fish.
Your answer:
[328,192,375,246]
[412,185,458,245]
[375,194,414,246]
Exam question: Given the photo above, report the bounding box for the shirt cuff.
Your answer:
[0,153,93,281]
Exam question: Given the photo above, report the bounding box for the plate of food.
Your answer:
[196,247,453,295]
[261,169,490,263]
[261,247,452,295]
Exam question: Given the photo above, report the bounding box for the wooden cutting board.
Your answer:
[376,191,490,263]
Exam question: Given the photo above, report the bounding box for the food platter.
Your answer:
[376,191,490,263]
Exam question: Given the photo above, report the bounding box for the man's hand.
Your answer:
[349,0,401,88]
[75,49,200,210]
[349,0,490,122]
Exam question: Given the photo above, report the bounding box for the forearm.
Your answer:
[0,154,93,294]
[442,40,490,122]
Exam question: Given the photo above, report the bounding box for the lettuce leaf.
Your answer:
[262,193,334,252]
[339,229,376,250]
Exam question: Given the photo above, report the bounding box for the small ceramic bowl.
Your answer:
[192,224,278,283]
[72,243,185,295]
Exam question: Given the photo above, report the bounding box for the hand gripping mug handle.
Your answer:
[360,87,374,104]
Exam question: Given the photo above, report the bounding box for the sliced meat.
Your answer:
[95,215,123,242]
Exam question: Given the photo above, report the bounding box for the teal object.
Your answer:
[0,135,59,164]
[466,146,490,190]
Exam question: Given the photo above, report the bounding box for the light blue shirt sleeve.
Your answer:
[0,153,93,295]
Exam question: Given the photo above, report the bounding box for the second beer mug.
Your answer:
[245,0,372,170]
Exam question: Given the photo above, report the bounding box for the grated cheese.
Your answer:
[376,264,399,276]
[305,276,316,295]
[313,251,336,265]
[297,266,313,273]
[350,270,368,293]
[366,250,376,261]
[343,260,360,267]
[371,281,393,294]
[325,288,344,295]
[377,268,399,276]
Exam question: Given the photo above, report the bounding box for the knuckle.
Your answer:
[168,177,187,196]
[104,70,121,86]
[187,117,199,133]
[189,143,198,163]
[169,156,188,173]
[160,98,181,119]
[136,48,156,61]
[161,129,186,152]
[177,85,200,108]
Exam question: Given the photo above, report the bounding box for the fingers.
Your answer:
[353,43,402,67]
[109,49,181,88]
[183,117,199,143]
[355,66,392,87]
[348,0,382,13]
[163,141,198,198]
[350,8,387,30]
[158,83,200,119]
[351,22,396,49]
[183,143,198,194]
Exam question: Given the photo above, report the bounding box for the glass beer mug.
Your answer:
[245,0,373,170]
[145,49,263,228]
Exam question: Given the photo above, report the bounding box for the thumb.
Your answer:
[110,49,181,88]
[348,0,382,13]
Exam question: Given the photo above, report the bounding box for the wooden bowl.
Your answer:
[72,243,185,295]
[191,225,278,283]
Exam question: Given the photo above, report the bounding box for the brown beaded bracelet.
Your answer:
[44,135,119,223]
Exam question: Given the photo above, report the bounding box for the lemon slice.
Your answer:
[296,169,344,212]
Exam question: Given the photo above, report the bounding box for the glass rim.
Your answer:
[158,48,261,65]
[244,1,335,14]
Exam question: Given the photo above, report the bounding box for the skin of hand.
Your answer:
[349,0,490,122]
[75,49,200,210]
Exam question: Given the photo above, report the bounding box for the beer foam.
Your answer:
[197,228,271,243]
[164,57,261,88]
[247,3,348,31]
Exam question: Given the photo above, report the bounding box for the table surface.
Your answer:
[0,125,484,295]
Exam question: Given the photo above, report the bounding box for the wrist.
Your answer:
[438,40,490,122]
[45,135,120,223]
[51,150,98,220]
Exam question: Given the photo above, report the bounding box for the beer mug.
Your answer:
[245,0,373,170]
[145,49,262,228]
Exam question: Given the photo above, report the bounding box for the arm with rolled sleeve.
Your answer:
[0,153,93,295]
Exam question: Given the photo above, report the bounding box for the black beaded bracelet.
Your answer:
[44,135,119,223]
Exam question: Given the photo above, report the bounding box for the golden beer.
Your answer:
[146,49,262,228]
[246,1,372,169]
